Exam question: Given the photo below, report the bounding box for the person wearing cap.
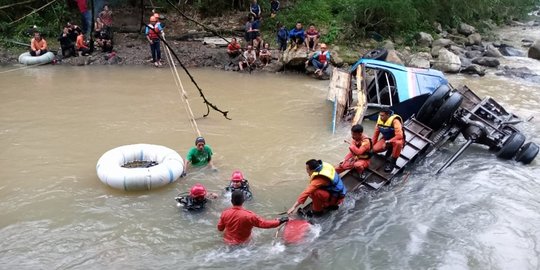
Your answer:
[184,137,215,175]
[287,159,347,217]
[152,11,164,28]
[218,190,288,245]
[145,15,163,67]
[175,183,218,211]
[305,43,331,76]
[225,170,253,200]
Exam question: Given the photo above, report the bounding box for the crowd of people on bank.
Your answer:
[27,1,113,60]
[175,108,404,245]
[222,0,331,74]
[25,0,331,76]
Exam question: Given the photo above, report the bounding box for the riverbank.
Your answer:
[1,7,540,79]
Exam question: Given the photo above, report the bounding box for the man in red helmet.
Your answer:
[225,170,253,200]
[175,183,218,211]
[218,190,288,245]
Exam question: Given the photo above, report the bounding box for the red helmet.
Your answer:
[190,183,207,198]
[231,170,244,182]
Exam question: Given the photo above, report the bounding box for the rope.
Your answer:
[0,61,50,74]
[161,0,252,74]
[163,37,202,137]
[142,22,231,119]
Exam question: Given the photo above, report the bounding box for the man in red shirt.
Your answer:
[227,37,242,58]
[218,190,288,245]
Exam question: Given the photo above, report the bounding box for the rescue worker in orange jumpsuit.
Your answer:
[335,124,372,174]
[30,32,48,56]
[218,190,288,245]
[372,108,404,172]
[287,159,347,217]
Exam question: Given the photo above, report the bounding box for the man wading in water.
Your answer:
[218,190,288,245]
[183,137,216,176]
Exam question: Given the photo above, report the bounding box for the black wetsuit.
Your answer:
[175,195,207,211]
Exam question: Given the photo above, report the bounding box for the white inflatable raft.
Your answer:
[18,51,55,65]
[96,144,184,191]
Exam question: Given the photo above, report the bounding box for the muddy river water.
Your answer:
[1,37,540,269]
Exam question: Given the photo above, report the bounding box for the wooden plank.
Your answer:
[352,64,368,125]
[202,37,231,47]
[327,67,349,102]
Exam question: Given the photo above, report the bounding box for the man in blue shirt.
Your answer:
[288,22,305,50]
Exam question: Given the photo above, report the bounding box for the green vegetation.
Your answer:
[267,0,539,44]
[0,0,74,46]
[0,0,538,48]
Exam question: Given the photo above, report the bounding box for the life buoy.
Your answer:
[96,144,184,191]
[18,52,55,65]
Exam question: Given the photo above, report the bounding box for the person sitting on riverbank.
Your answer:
[175,183,218,211]
[225,170,253,200]
[270,0,280,18]
[145,16,163,67]
[227,37,242,59]
[75,29,91,56]
[30,32,48,57]
[95,18,113,53]
[288,22,305,50]
[304,24,320,51]
[372,108,404,172]
[287,159,347,217]
[66,22,81,43]
[218,190,288,245]
[239,45,257,71]
[250,0,261,19]
[183,136,216,176]
[335,124,372,175]
[58,27,76,58]
[258,42,272,67]
[305,43,330,76]
[276,22,288,52]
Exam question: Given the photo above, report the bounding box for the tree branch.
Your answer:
[9,0,57,25]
